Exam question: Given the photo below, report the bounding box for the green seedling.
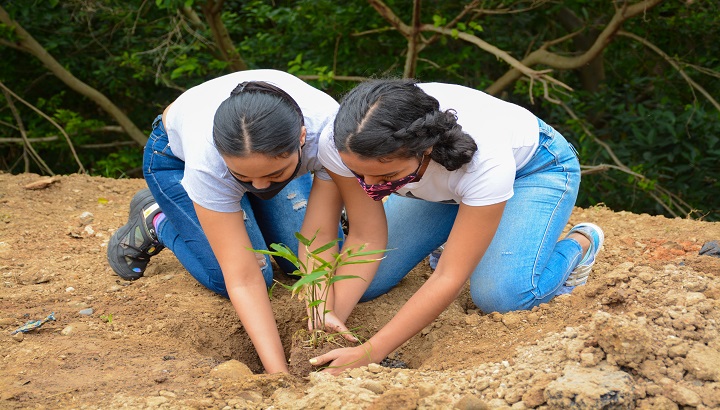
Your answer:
[253,231,387,348]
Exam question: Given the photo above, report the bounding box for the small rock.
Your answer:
[659,379,702,407]
[237,390,262,403]
[211,360,253,380]
[145,396,168,407]
[367,363,383,373]
[684,344,720,381]
[484,398,509,409]
[698,240,720,257]
[454,394,491,409]
[367,388,418,410]
[545,366,638,409]
[24,176,60,190]
[78,308,94,316]
[360,380,385,395]
[78,212,94,226]
[593,312,653,368]
[417,382,435,398]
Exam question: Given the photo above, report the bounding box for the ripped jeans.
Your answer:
[142,116,311,297]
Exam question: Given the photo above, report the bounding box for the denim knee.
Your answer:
[470,278,538,314]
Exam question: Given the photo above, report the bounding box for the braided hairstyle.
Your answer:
[213,81,304,158]
[334,78,477,171]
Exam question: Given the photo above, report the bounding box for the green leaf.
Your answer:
[250,248,282,256]
[308,253,332,270]
[307,300,324,308]
[328,275,362,285]
[311,238,340,254]
[468,21,483,32]
[294,231,313,246]
[341,258,385,265]
[346,248,389,258]
[291,270,328,289]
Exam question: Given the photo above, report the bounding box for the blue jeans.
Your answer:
[143,116,312,297]
[363,118,583,313]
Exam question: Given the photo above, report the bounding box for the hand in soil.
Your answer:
[311,344,374,376]
[307,311,358,343]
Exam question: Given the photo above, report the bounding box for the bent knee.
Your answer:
[470,285,537,314]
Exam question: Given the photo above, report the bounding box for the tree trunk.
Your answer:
[556,8,606,93]
[199,0,248,72]
[403,0,422,78]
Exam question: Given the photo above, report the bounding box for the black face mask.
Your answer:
[229,150,302,200]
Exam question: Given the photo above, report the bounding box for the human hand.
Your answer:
[309,344,375,376]
[307,310,358,343]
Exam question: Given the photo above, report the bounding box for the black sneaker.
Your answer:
[107,188,165,280]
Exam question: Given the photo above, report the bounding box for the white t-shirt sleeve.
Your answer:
[182,165,247,213]
[317,125,354,177]
[302,121,333,181]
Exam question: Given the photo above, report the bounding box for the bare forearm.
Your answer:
[228,281,288,374]
[364,272,463,361]
[331,234,387,321]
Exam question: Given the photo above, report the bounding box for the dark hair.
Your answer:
[213,81,304,157]
[333,78,477,171]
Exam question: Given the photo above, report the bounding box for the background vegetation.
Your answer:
[1,0,718,220]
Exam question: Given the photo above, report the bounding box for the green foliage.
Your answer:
[1,0,718,219]
[253,231,386,347]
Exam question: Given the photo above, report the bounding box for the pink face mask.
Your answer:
[351,157,424,201]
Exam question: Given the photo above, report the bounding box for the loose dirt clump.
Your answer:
[1,172,719,409]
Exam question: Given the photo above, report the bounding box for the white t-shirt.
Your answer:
[318,82,539,206]
[164,69,338,212]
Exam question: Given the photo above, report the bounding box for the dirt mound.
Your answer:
[1,172,719,409]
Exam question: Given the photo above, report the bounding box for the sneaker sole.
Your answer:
[106,189,156,280]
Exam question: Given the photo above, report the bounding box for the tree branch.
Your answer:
[1,87,53,175]
[420,23,573,92]
[617,30,720,113]
[486,0,662,95]
[366,0,412,35]
[0,80,86,174]
[0,136,59,144]
[0,5,148,146]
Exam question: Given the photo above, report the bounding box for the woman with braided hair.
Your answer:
[106,70,347,374]
[310,78,605,374]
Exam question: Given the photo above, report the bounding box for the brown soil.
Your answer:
[287,329,355,378]
[1,172,719,409]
